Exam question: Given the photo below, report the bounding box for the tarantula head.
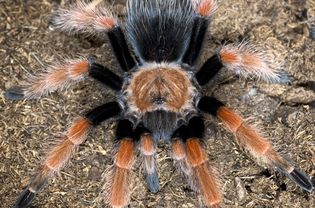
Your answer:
[124,63,199,116]
[121,62,199,140]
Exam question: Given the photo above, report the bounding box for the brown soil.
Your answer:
[0,0,314,208]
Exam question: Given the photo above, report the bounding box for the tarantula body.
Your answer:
[6,0,313,208]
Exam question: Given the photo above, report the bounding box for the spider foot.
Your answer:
[5,86,25,100]
[277,71,293,84]
[145,170,160,193]
[13,188,36,208]
[287,168,314,192]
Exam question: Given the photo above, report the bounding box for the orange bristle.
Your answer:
[196,0,218,17]
[140,134,155,156]
[95,17,117,29]
[45,68,68,85]
[217,107,243,132]
[219,50,239,65]
[195,164,221,207]
[70,60,89,77]
[111,167,129,208]
[236,123,270,155]
[172,139,186,160]
[186,138,207,167]
[242,52,263,70]
[115,139,134,169]
[45,138,74,171]
[67,118,90,145]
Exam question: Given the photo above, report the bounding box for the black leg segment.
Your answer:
[197,96,224,116]
[108,27,136,71]
[89,62,123,91]
[182,17,209,66]
[85,102,121,125]
[196,54,223,86]
[116,119,134,140]
[13,188,36,208]
[172,116,205,141]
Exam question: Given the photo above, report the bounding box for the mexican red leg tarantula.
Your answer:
[6,0,313,207]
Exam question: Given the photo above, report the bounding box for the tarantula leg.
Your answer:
[196,54,223,85]
[5,58,89,99]
[50,0,117,38]
[195,42,292,86]
[88,57,123,91]
[14,102,121,208]
[135,125,160,193]
[172,117,222,207]
[192,0,218,17]
[218,42,291,83]
[182,0,217,65]
[5,57,123,100]
[182,16,209,66]
[107,27,136,71]
[108,120,135,208]
[171,136,192,177]
[50,1,136,71]
[198,96,314,192]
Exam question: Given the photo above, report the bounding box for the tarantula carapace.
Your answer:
[6,0,313,207]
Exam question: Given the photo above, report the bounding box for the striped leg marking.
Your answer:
[171,117,222,207]
[111,138,134,208]
[5,59,89,99]
[50,0,118,37]
[14,102,121,208]
[217,106,313,192]
[185,138,221,207]
[219,42,290,83]
[14,118,91,208]
[139,132,160,193]
[198,96,314,192]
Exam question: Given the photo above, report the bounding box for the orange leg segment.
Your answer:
[218,106,314,191]
[110,138,134,208]
[23,118,91,198]
[185,138,221,207]
[17,59,89,99]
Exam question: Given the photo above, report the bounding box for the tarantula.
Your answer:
[6,0,313,207]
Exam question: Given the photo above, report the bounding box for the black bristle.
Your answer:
[85,102,121,126]
[126,0,195,62]
[187,116,205,138]
[116,119,134,140]
[182,17,209,65]
[14,188,36,208]
[196,54,223,85]
[89,62,123,91]
[134,124,151,141]
[198,96,224,116]
[107,27,136,71]
[288,168,314,192]
[4,86,25,100]
[171,125,189,141]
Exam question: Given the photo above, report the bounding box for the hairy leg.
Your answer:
[182,0,218,65]
[135,125,160,193]
[50,1,136,71]
[171,117,221,207]
[106,120,135,208]
[5,57,122,100]
[198,96,314,192]
[14,102,121,208]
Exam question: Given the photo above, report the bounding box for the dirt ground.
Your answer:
[0,0,314,207]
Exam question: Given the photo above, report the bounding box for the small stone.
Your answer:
[235,177,247,202]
